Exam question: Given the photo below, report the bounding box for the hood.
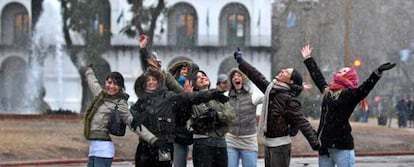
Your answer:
[168,60,194,78]
[228,68,250,93]
[134,68,166,98]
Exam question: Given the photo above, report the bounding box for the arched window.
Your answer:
[168,3,198,47]
[0,56,27,113]
[90,0,111,46]
[219,3,250,46]
[1,3,30,46]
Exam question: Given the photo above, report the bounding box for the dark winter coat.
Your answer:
[238,60,319,149]
[304,57,381,154]
[131,69,224,143]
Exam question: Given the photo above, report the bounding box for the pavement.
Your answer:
[4,155,414,167]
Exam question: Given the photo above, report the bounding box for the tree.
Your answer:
[61,0,111,112]
[121,0,166,47]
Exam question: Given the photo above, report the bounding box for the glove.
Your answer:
[199,109,219,123]
[376,62,396,74]
[311,143,321,151]
[233,47,243,63]
[153,139,169,149]
[210,89,229,103]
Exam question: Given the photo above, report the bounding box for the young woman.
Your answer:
[234,49,320,167]
[300,44,396,167]
[226,69,263,167]
[83,66,134,167]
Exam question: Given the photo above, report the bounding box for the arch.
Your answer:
[1,2,30,46]
[219,3,251,46]
[217,56,238,75]
[167,2,198,47]
[0,56,28,113]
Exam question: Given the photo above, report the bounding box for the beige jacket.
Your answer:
[85,68,156,142]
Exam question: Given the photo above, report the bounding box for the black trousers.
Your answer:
[135,141,173,167]
[192,140,228,167]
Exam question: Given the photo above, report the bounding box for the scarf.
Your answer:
[83,91,129,139]
[328,68,368,111]
[258,80,290,136]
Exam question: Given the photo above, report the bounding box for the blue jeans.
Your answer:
[319,149,355,167]
[87,156,112,167]
[227,147,258,167]
[173,142,189,167]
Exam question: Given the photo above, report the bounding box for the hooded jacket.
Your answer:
[227,68,263,136]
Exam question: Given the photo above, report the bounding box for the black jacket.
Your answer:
[304,57,381,154]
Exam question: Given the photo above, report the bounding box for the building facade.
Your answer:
[0,0,273,113]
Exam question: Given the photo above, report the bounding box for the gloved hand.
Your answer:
[199,109,219,123]
[233,47,243,63]
[210,89,229,103]
[376,62,396,74]
[153,139,169,149]
[311,143,321,151]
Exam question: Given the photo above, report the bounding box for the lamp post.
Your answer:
[344,0,352,67]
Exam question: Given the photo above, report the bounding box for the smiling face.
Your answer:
[145,75,159,92]
[275,68,294,84]
[195,71,210,90]
[105,78,121,95]
[232,72,244,91]
[180,66,189,77]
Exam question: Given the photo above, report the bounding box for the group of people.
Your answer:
[395,96,414,128]
[83,34,396,167]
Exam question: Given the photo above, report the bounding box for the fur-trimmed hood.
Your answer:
[134,68,166,98]
[228,68,250,93]
[168,60,198,78]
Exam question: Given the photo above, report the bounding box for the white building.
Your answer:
[0,0,273,113]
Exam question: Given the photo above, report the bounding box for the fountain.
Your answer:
[24,0,64,114]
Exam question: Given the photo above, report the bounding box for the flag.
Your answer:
[93,13,99,31]
[206,9,209,27]
[117,9,124,24]
[257,9,261,27]
[287,11,296,28]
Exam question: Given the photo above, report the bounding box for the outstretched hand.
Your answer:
[139,34,148,49]
[377,62,396,73]
[233,47,243,63]
[301,44,313,59]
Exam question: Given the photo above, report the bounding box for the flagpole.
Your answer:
[206,8,209,45]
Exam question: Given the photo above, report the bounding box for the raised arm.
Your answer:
[301,45,328,93]
[234,49,271,93]
[85,66,103,96]
[345,62,396,103]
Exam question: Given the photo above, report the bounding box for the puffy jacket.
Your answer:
[238,60,319,149]
[227,68,263,136]
[304,57,380,154]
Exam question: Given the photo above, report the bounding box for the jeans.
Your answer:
[173,142,189,167]
[264,144,291,167]
[87,156,112,167]
[227,147,258,167]
[319,149,355,167]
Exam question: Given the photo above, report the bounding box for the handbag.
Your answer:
[107,100,126,136]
